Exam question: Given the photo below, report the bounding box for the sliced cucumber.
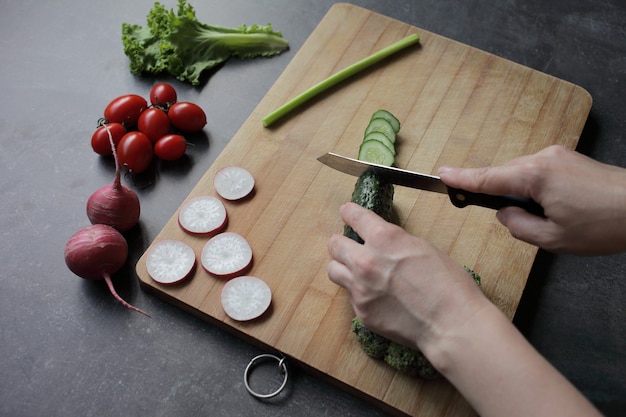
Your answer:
[364,118,396,144]
[363,131,396,155]
[358,140,395,166]
[370,109,401,133]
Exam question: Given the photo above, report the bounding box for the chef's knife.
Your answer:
[317,152,545,217]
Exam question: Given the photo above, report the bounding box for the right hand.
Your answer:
[438,145,626,255]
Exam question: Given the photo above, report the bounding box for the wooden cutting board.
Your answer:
[136,4,592,416]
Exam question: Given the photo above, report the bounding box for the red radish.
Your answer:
[86,125,140,232]
[178,196,228,235]
[201,232,252,278]
[146,239,196,285]
[221,276,272,321]
[214,166,255,200]
[64,224,149,316]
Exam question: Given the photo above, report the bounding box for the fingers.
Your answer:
[496,206,556,249]
[326,230,363,289]
[338,202,388,242]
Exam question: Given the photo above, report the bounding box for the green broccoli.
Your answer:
[351,266,482,379]
[384,341,440,380]
[464,265,481,286]
[121,0,289,85]
[351,317,390,359]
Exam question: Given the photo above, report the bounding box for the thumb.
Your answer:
[438,165,534,198]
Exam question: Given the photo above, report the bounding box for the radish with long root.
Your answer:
[64,224,150,316]
[86,124,140,232]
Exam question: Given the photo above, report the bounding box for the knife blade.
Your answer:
[317,152,545,217]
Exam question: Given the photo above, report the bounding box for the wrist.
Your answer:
[416,279,494,371]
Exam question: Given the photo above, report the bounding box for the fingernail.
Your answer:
[438,166,453,175]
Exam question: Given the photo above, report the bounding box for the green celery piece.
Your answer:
[261,34,420,127]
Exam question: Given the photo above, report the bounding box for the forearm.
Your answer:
[424,301,602,417]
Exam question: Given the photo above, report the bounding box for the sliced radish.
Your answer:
[214,166,255,200]
[178,196,228,235]
[146,239,196,284]
[201,232,253,278]
[221,276,272,321]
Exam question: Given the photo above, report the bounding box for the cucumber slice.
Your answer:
[363,131,396,155]
[364,118,396,143]
[371,109,401,133]
[358,140,395,166]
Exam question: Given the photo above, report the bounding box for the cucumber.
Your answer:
[344,109,399,243]
[363,131,396,155]
[358,140,395,166]
[343,170,394,243]
[364,118,396,144]
[371,109,401,133]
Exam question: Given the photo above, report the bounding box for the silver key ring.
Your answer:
[243,354,289,399]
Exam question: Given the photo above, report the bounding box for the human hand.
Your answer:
[439,145,626,255]
[327,202,488,351]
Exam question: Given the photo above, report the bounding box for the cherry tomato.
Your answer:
[168,102,207,133]
[117,131,153,173]
[138,107,170,144]
[91,123,126,156]
[150,83,177,109]
[104,94,147,128]
[154,134,187,161]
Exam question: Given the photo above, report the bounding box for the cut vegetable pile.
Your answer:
[143,165,272,321]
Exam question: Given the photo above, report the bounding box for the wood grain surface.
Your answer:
[135,4,592,416]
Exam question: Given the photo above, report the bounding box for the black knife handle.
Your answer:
[446,187,545,217]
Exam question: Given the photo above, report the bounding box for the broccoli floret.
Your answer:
[384,341,441,380]
[122,0,289,85]
[351,317,390,359]
[464,265,481,286]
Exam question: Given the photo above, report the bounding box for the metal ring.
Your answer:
[243,353,288,399]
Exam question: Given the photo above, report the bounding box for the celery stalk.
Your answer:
[261,33,420,127]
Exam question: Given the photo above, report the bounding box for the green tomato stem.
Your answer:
[261,33,420,127]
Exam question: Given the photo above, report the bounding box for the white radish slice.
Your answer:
[201,232,253,278]
[178,196,228,235]
[221,276,272,321]
[146,239,196,284]
[214,166,255,200]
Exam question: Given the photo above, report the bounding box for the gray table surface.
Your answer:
[1,0,624,416]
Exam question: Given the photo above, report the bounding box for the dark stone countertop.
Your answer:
[1,1,624,416]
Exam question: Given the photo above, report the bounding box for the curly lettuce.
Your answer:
[122,0,289,85]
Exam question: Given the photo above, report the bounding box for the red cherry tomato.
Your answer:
[150,83,177,109]
[104,94,147,128]
[91,123,126,156]
[117,131,153,173]
[168,102,207,133]
[154,134,187,161]
[138,107,170,144]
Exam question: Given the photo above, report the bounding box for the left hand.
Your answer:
[326,202,488,351]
